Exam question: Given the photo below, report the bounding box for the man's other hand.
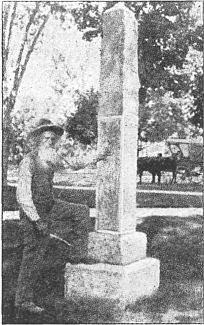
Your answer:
[97,147,111,162]
[34,219,49,237]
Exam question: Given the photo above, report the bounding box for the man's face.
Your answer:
[38,131,60,164]
[39,131,59,149]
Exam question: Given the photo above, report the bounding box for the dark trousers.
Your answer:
[15,199,90,306]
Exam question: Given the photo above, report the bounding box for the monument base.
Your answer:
[64,257,160,309]
[88,231,147,265]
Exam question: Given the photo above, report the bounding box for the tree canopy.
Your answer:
[71,1,203,127]
[3,1,203,183]
[66,88,98,145]
[2,2,68,184]
[65,87,191,145]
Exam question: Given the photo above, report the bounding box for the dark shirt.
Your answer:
[17,152,55,221]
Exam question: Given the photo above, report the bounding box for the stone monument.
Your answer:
[65,2,160,310]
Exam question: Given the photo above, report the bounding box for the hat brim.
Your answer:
[29,125,64,137]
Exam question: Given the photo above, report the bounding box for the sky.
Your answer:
[12,3,102,120]
[19,19,101,98]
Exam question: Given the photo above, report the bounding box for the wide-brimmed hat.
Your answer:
[29,118,64,138]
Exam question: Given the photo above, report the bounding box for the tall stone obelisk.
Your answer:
[65,3,160,309]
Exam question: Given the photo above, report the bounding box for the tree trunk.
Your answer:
[3,128,10,187]
[3,94,15,187]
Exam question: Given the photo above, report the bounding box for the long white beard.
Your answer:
[39,147,59,165]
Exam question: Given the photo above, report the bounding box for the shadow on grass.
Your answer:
[131,215,203,323]
[2,220,71,324]
[2,215,203,323]
[137,215,203,280]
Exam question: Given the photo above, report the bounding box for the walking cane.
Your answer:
[49,233,72,247]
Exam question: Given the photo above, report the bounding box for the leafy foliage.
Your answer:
[190,72,203,129]
[66,88,98,145]
[8,96,41,164]
[71,2,203,126]
[3,2,203,178]
[65,87,190,144]
[139,89,191,142]
[3,2,68,183]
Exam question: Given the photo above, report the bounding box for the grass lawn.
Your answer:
[8,166,203,192]
[3,166,203,323]
[5,167,202,211]
[137,182,203,193]
[53,172,203,192]
[2,214,203,324]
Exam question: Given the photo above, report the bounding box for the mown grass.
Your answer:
[131,215,203,323]
[3,183,203,212]
[7,165,203,191]
[2,213,203,324]
[53,172,203,192]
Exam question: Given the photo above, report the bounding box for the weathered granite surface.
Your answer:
[88,231,147,265]
[99,3,139,116]
[65,3,160,311]
[96,115,138,232]
[96,2,139,233]
[65,258,160,309]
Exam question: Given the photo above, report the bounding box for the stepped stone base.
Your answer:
[88,231,147,265]
[65,257,160,309]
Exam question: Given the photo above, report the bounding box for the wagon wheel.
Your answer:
[176,166,203,184]
[189,166,203,184]
[176,166,192,184]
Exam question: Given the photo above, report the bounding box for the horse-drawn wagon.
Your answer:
[166,138,203,184]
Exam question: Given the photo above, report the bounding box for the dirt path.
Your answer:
[54,184,202,195]
[3,207,203,223]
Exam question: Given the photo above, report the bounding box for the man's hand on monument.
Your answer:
[34,219,49,237]
[96,147,111,163]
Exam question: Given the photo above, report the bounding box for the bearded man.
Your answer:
[15,118,108,314]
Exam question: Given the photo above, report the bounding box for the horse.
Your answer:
[137,155,177,184]
[159,156,177,184]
